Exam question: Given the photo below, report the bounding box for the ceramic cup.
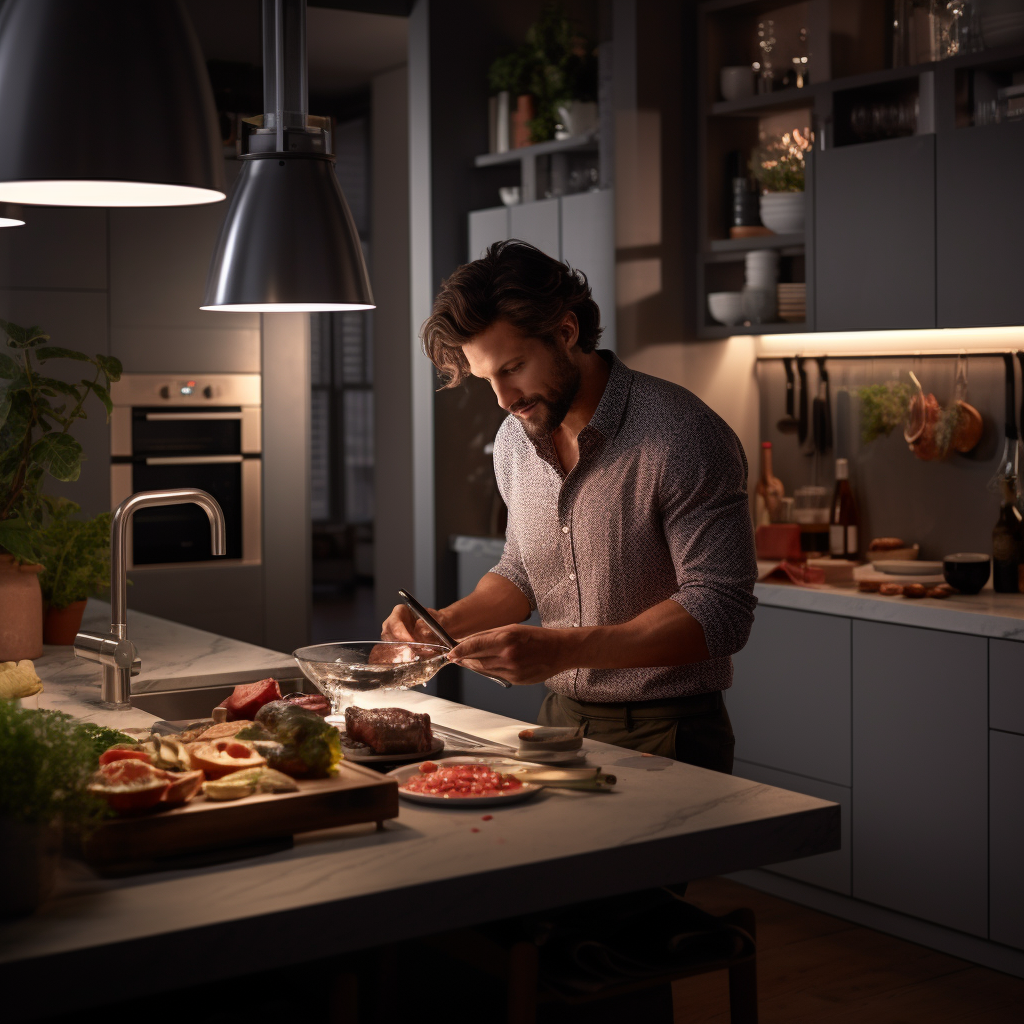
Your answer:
[943,553,990,594]
[707,291,744,325]
[720,65,754,102]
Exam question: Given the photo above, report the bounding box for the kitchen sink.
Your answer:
[131,678,310,721]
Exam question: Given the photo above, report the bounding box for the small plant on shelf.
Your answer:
[749,128,812,193]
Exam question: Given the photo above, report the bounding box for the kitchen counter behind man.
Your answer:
[33,598,304,702]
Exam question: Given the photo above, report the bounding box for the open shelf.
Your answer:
[699,322,810,339]
[473,132,598,168]
[708,232,804,253]
[710,84,819,117]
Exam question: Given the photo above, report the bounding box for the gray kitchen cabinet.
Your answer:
[990,638,1024,736]
[990,729,1024,950]
[561,189,616,351]
[734,759,851,894]
[815,135,936,331]
[509,197,561,258]
[728,606,851,786]
[468,206,510,262]
[852,621,987,937]
[0,207,107,291]
[937,121,1024,328]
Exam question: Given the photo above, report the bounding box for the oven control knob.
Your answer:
[203,386,214,399]
[159,386,170,399]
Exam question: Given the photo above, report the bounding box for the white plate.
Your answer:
[873,560,943,576]
[328,721,445,764]
[389,757,544,807]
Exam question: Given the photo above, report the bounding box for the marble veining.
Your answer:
[32,598,303,696]
[756,581,1024,640]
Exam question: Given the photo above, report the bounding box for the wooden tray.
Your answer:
[81,761,398,868]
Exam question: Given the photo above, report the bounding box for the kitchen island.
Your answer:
[1,610,839,1019]
[724,578,1024,979]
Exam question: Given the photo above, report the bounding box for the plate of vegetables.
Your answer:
[389,757,543,807]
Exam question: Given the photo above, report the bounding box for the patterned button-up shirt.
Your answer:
[489,351,758,702]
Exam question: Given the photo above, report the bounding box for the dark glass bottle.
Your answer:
[992,475,1022,593]
[829,458,859,559]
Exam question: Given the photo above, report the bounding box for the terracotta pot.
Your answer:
[0,554,43,660]
[511,94,535,149]
[0,818,62,919]
[43,599,87,646]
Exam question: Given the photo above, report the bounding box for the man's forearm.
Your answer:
[558,599,710,672]
[440,572,532,639]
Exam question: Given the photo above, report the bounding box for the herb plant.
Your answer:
[0,320,120,564]
[750,129,812,193]
[858,382,914,443]
[36,499,112,610]
[0,702,106,828]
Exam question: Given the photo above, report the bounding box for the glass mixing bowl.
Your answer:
[292,641,449,714]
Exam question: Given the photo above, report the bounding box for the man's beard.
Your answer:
[510,349,581,439]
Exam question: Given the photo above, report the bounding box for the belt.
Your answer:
[554,690,724,731]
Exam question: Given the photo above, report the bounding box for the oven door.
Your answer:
[130,456,245,564]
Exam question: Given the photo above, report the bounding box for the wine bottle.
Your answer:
[756,441,785,526]
[829,458,859,559]
[993,475,1022,593]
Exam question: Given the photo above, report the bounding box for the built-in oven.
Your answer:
[110,374,261,568]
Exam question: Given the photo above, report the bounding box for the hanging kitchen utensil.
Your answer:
[796,356,808,447]
[904,370,941,460]
[989,355,1018,496]
[777,357,799,434]
[815,357,833,452]
[946,354,983,454]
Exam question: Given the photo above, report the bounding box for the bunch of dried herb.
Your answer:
[858,382,914,444]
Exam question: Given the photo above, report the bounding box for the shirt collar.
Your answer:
[584,350,631,442]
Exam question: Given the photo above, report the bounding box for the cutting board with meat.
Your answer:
[78,681,399,872]
[81,760,397,869]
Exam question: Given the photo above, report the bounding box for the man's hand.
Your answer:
[381,604,447,645]
[447,624,575,685]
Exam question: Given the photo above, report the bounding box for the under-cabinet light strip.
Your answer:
[751,326,1024,359]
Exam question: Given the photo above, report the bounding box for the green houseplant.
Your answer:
[0,320,119,658]
[36,500,112,644]
[0,701,106,917]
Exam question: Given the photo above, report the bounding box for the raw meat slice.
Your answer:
[217,678,282,721]
[344,706,433,754]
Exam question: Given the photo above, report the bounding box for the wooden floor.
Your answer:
[674,877,1024,1024]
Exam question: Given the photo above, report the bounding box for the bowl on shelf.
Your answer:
[942,553,991,595]
[498,186,521,206]
[292,641,450,715]
[759,192,805,234]
[707,291,744,325]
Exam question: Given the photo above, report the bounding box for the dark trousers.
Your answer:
[537,689,735,774]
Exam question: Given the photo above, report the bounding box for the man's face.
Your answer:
[463,319,581,439]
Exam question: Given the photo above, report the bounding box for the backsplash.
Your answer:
[757,355,1019,561]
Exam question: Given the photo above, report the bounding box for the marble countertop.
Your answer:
[33,598,304,698]
[0,686,838,1016]
[756,579,1024,641]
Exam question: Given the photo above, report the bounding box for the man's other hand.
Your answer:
[381,604,445,645]
[447,624,568,685]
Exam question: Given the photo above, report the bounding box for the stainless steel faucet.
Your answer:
[74,489,227,709]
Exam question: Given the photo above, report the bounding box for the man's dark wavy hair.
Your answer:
[421,239,603,388]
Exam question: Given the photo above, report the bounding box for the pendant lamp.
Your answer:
[0,0,223,207]
[0,205,24,229]
[201,0,374,312]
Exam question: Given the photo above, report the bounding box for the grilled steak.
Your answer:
[344,706,433,754]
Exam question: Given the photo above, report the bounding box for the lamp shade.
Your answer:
[201,154,374,311]
[0,204,24,228]
[0,0,224,207]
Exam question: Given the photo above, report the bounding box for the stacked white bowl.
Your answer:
[743,250,778,323]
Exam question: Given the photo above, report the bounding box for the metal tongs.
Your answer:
[398,589,512,688]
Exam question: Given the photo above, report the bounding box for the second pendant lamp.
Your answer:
[202,0,374,312]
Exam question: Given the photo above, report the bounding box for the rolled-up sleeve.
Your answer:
[661,411,758,659]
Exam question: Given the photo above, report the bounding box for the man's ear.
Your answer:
[561,312,580,351]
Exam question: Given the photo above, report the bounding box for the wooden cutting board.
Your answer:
[81,760,398,869]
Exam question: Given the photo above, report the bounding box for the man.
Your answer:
[383,240,757,773]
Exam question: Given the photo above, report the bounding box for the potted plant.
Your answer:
[750,128,812,234]
[37,500,112,644]
[0,320,120,658]
[0,702,105,917]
